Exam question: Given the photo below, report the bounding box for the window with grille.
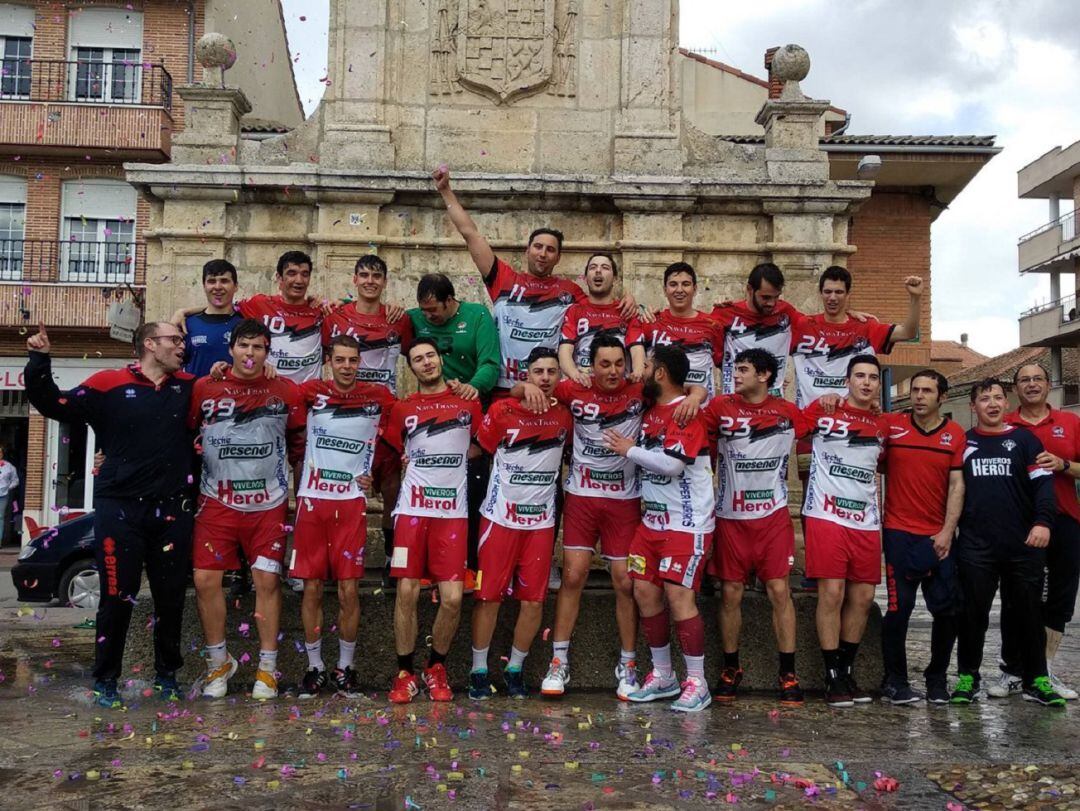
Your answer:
[0,36,31,98]
[73,47,141,103]
[0,175,25,281]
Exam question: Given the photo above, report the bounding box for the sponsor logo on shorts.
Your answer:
[508,471,557,486]
[510,326,557,341]
[628,554,646,575]
[414,454,464,468]
[828,463,874,483]
[219,443,273,459]
[734,457,781,473]
[315,435,366,454]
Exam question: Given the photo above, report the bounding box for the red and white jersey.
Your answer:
[790,314,895,407]
[189,372,305,512]
[702,394,799,520]
[643,310,723,399]
[560,300,645,370]
[321,303,414,395]
[296,379,396,501]
[711,300,803,397]
[238,294,324,384]
[554,379,645,500]
[797,398,888,530]
[1006,407,1080,523]
[383,388,483,519]
[476,399,572,529]
[882,412,966,536]
[484,257,585,390]
[638,399,715,534]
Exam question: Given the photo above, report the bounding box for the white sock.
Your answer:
[553,640,570,665]
[206,640,227,667]
[338,638,356,670]
[305,639,324,671]
[471,646,490,673]
[685,654,705,684]
[620,649,636,665]
[650,644,673,678]
[508,646,528,672]
[258,649,278,673]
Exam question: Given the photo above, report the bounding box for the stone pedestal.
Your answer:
[172,85,251,164]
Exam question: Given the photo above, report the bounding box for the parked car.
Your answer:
[12,512,98,609]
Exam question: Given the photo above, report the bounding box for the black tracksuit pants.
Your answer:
[998,512,1080,674]
[92,495,193,682]
[956,549,1047,687]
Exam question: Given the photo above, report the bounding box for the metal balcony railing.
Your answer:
[0,239,145,285]
[0,59,172,114]
[1018,210,1078,244]
[1021,293,1079,323]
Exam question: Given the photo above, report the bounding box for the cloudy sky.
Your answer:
[279,0,1080,356]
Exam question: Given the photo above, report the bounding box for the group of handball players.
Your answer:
[23,167,1080,713]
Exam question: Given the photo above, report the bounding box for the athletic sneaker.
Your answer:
[626,670,681,703]
[778,672,805,706]
[825,677,854,708]
[389,671,419,704]
[423,663,453,701]
[1022,676,1067,707]
[548,561,562,592]
[331,666,362,698]
[615,661,639,701]
[986,670,1022,698]
[925,682,950,705]
[713,666,743,702]
[540,658,569,697]
[504,668,528,700]
[153,673,182,703]
[93,679,122,709]
[671,677,712,713]
[200,655,238,699]
[881,683,923,705]
[845,674,872,703]
[252,669,279,700]
[469,671,492,700]
[1048,666,1078,701]
[950,673,979,705]
[298,668,328,699]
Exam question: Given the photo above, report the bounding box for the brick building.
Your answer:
[0,0,300,546]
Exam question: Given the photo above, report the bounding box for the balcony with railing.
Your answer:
[1019,293,1080,347]
[0,239,146,329]
[0,59,173,159]
[1018,210,1080,273]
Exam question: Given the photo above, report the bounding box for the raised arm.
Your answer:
[24,325,94,425]
[890,276,924,342]
[432,166,496,276]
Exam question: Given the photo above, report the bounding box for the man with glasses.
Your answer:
[992,364,1080,700]
[24,322,197,709]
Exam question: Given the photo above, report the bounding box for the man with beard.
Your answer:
[25,322,196,708]
[605,345,716,712]
[559,252,645,385]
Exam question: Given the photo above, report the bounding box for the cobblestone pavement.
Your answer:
[1,606,1079,810]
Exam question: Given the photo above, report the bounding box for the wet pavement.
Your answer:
[2,608,1080,810]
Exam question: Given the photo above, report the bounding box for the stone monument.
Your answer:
[126,2,871,323]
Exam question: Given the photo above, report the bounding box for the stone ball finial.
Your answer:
[772,44,810,82]
[195,32,237,71]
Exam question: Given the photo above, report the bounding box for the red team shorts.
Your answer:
[710,509,796,583]
[804,516,882,584]
[193,496,287,574]
[370,441,402,493]
[288,496,367,580]
[475,518,556,603]
[627,523,709,591]
[561,493,641,560]
[390,514,468,582]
